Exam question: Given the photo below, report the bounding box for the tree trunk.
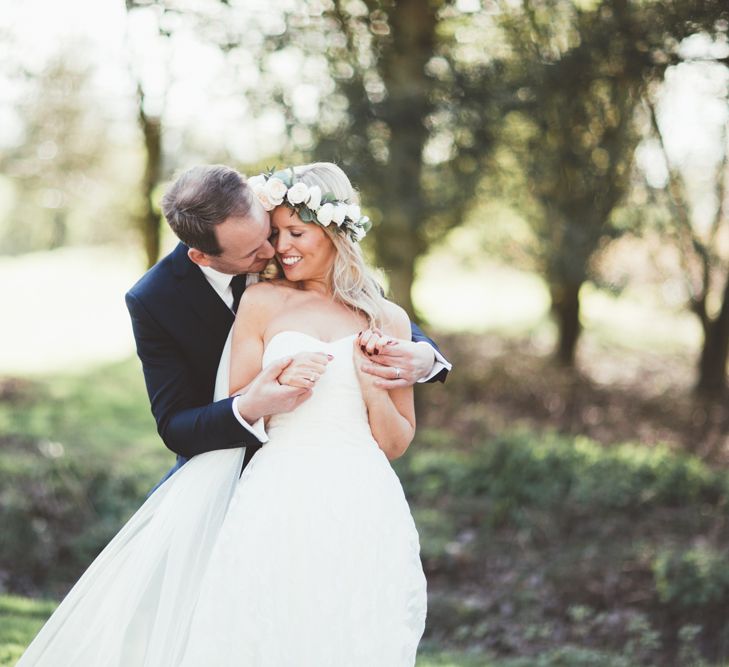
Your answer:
[550,280,582,367]
[696,274,729,397]
[370,0,437,319]
[138,91,163,269]
[386,257,416,320]
[49,210,67,249]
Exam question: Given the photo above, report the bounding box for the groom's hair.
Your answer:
[161,165,255,255]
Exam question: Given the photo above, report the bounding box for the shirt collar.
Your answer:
[198,264,236,293]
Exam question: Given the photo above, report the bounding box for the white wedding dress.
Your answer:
[17,331,426,667]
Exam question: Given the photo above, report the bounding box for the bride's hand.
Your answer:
[358,328,434,389]
[277,350,332,389]
[357,328,395,356]
[353,337,386,399]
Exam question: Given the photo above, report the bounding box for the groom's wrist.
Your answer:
[231,396,268,443]
[235,393,265,424]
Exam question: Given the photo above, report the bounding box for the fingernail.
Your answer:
[386,340,397,346]
[327,354,334,360]
[360,345,366,352]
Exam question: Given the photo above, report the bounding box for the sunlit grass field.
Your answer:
[1,242,701,376]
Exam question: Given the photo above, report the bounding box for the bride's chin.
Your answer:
[282,263,305,277]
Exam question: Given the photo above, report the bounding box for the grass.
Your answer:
[0,245,145,375]
[0,596,57,667]
[0,357,166,467]
[0,596,493,666]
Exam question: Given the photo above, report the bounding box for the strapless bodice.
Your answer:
[261,331,377,449]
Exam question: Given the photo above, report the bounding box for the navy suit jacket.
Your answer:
[126,242,447,480]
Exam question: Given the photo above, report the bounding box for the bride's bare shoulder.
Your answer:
[239,279,298,310]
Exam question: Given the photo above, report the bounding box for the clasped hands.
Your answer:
[237,329,435,424]
[277,328,435,390]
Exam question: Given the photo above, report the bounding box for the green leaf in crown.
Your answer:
[247,167,371,242]
[298,207,315,223]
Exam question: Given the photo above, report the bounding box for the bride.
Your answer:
[18,162,427,666]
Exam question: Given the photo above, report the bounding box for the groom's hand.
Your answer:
[236,357,312,423]
[358,329,435,389]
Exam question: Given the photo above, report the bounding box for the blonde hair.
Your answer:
[267,162,385,328]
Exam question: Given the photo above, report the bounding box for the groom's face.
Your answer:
[194,201,275,275]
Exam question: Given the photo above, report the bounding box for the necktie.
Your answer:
[230,274,247,313]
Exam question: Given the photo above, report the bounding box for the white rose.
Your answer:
[354,226,367,241]
[256,189,275,211]
[264,177,287,205]
[332,203,347,226]
[307,185,322,210]
[316,202,335,226]
[247,174,266,190]
[346,204,361,221]
[286,182,309,205]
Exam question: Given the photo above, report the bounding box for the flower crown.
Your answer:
[247,168,372,243]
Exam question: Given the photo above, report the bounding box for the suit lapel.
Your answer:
[171,243,235,340]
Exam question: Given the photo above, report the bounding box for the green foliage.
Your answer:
[497,646,632,667]
[396,429,729,662]
[0,360,169,595]
[496,0,729,363]
[653,546,729,612]
[0,49,140,255]
[0,450,156,594]
[397,430,725,524]
[264,1,499,314]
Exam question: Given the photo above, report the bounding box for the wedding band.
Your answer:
[394,367,401,379]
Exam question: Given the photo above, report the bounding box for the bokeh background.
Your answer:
[2,1,729,665]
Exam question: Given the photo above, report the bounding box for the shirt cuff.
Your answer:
[231,395,269,443]
[416,341,453,383]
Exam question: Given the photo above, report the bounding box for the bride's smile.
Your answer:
[271,206,337,287]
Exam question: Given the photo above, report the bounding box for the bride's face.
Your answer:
[271,207,337,283]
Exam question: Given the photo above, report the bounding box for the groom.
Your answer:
[126,164,450,486]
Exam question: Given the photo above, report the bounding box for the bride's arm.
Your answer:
[227,284,312,426]
[355,302,415,460]
[228,286,267,397]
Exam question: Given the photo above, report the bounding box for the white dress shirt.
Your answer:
[417,343,451,382]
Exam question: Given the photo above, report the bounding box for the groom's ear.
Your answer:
[187,247,211,267]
